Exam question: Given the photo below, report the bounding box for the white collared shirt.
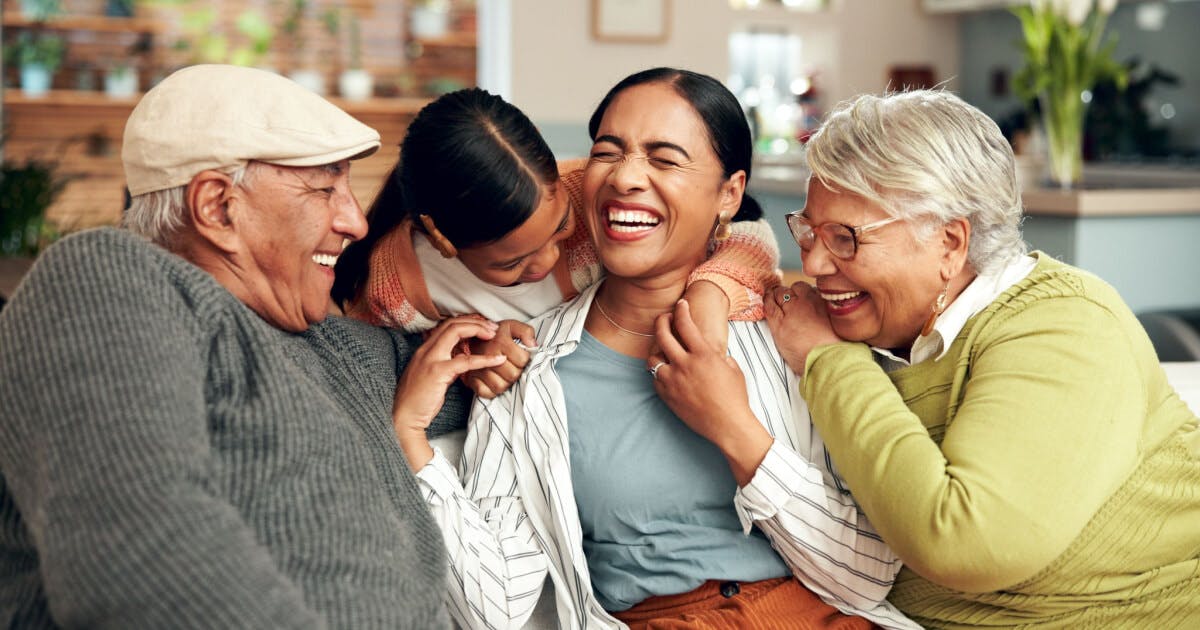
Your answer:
[873,255,1038,369]
[416,281,920,630]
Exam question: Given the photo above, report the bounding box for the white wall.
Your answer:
[505,0,962,124]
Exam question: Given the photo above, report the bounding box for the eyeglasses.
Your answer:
[785,211,899,260]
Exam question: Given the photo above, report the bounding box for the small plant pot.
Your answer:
[105,0,135,17]
[338,69,373,102]
[105,68,139,98]
[20,0,44,18]
[289,69,326,96]
[409,6,450,39]
[19,63,52,97]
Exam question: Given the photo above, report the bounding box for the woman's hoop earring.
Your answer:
[920,281,951,337]
[713,212,732,241]
[418,214,458,258]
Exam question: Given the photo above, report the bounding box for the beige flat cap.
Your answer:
[122,64,381,196]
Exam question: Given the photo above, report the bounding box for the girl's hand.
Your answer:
[764,282,841,374]
[678,280,730,352]
[393,316,506,469]
[648,299,772,486]
[464,319,537,399]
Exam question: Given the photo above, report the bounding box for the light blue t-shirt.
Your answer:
[557,331,789,612]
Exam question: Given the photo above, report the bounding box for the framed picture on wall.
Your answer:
[592,0,671,43]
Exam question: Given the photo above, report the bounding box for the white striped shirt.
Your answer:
[417,282,920,630]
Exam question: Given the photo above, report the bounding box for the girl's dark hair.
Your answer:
[332,87,558,307]
[587,67,762,222]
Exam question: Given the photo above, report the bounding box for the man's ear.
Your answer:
[719,169,747,216]
[941,217,972,278]
[186,170,240,254]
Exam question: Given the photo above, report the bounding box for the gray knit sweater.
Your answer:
[0,228,469,628]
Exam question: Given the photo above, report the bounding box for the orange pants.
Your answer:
[612,577,877,630]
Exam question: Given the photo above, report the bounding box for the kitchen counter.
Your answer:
[1022,164,1200,217]
[1019,165,1200,314]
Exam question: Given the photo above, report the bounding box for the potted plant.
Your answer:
[103,33,151,98]
[6,30,67,97]
[0,135,70,257]
[338,12,373,101]
[281,0,325,94]
[20,0,61,20]
[104,62,138,97]
[1012,0,1127,188]
[409,0,451,39]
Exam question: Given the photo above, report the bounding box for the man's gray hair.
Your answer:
[804,90,1026,274]
[122,163,258,247]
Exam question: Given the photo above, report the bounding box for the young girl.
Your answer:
[332,88,779,397]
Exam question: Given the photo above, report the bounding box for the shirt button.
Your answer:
[719,581,740,598]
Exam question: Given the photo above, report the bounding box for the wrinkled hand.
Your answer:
[764,282,841,375]
[464,319,537,399]
[393,316,507,469]
[648,299,773,486]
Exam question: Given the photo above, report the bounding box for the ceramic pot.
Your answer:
[339,69,374,101]
[20,63,52,97]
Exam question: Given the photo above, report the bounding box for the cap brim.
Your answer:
[264,140,381,167]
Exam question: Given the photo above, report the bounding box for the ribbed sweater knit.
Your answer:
[347,158,781,332]
[0,228,469,628]
[803,254,1200,628]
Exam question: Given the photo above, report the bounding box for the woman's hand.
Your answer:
[464,319,537,399]
[393,316,507,470]
[764,282,841,374]
[649,299,773,486]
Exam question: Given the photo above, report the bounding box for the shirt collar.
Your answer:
[872,255,1038,368]
[527,281,602,365]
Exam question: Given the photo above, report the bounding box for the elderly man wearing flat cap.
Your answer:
[0,65,505,628]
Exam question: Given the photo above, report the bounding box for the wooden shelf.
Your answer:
[411,32,476,48]
[3,89,142,108]
[3,89,432,117]
[1,14,165,33]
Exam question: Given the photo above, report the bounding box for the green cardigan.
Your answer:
[802,253,1200,628]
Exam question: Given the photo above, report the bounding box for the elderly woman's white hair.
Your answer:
[122,163,259,248]
[804,90,1026,275]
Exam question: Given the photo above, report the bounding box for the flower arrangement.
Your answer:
[1012,0,1127,188]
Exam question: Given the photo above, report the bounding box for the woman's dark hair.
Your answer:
[332,87,558,307]
[587,67,762,222]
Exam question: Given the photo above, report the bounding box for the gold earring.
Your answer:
[418,214,458,258]
[920,280,951,337]
[713,212,732,241]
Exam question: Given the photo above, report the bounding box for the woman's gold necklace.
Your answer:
[593,297,655,338]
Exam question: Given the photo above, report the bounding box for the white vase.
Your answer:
[289,69,326,96]
[105,68,139,98]
[338,69,374,102]
[19,63,52,97]
[409,6,450,39]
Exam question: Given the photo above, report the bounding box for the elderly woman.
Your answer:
[665,90,1200,627]
[393,68,921,630]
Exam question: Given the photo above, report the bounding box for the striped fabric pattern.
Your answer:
[417,282,921,630]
